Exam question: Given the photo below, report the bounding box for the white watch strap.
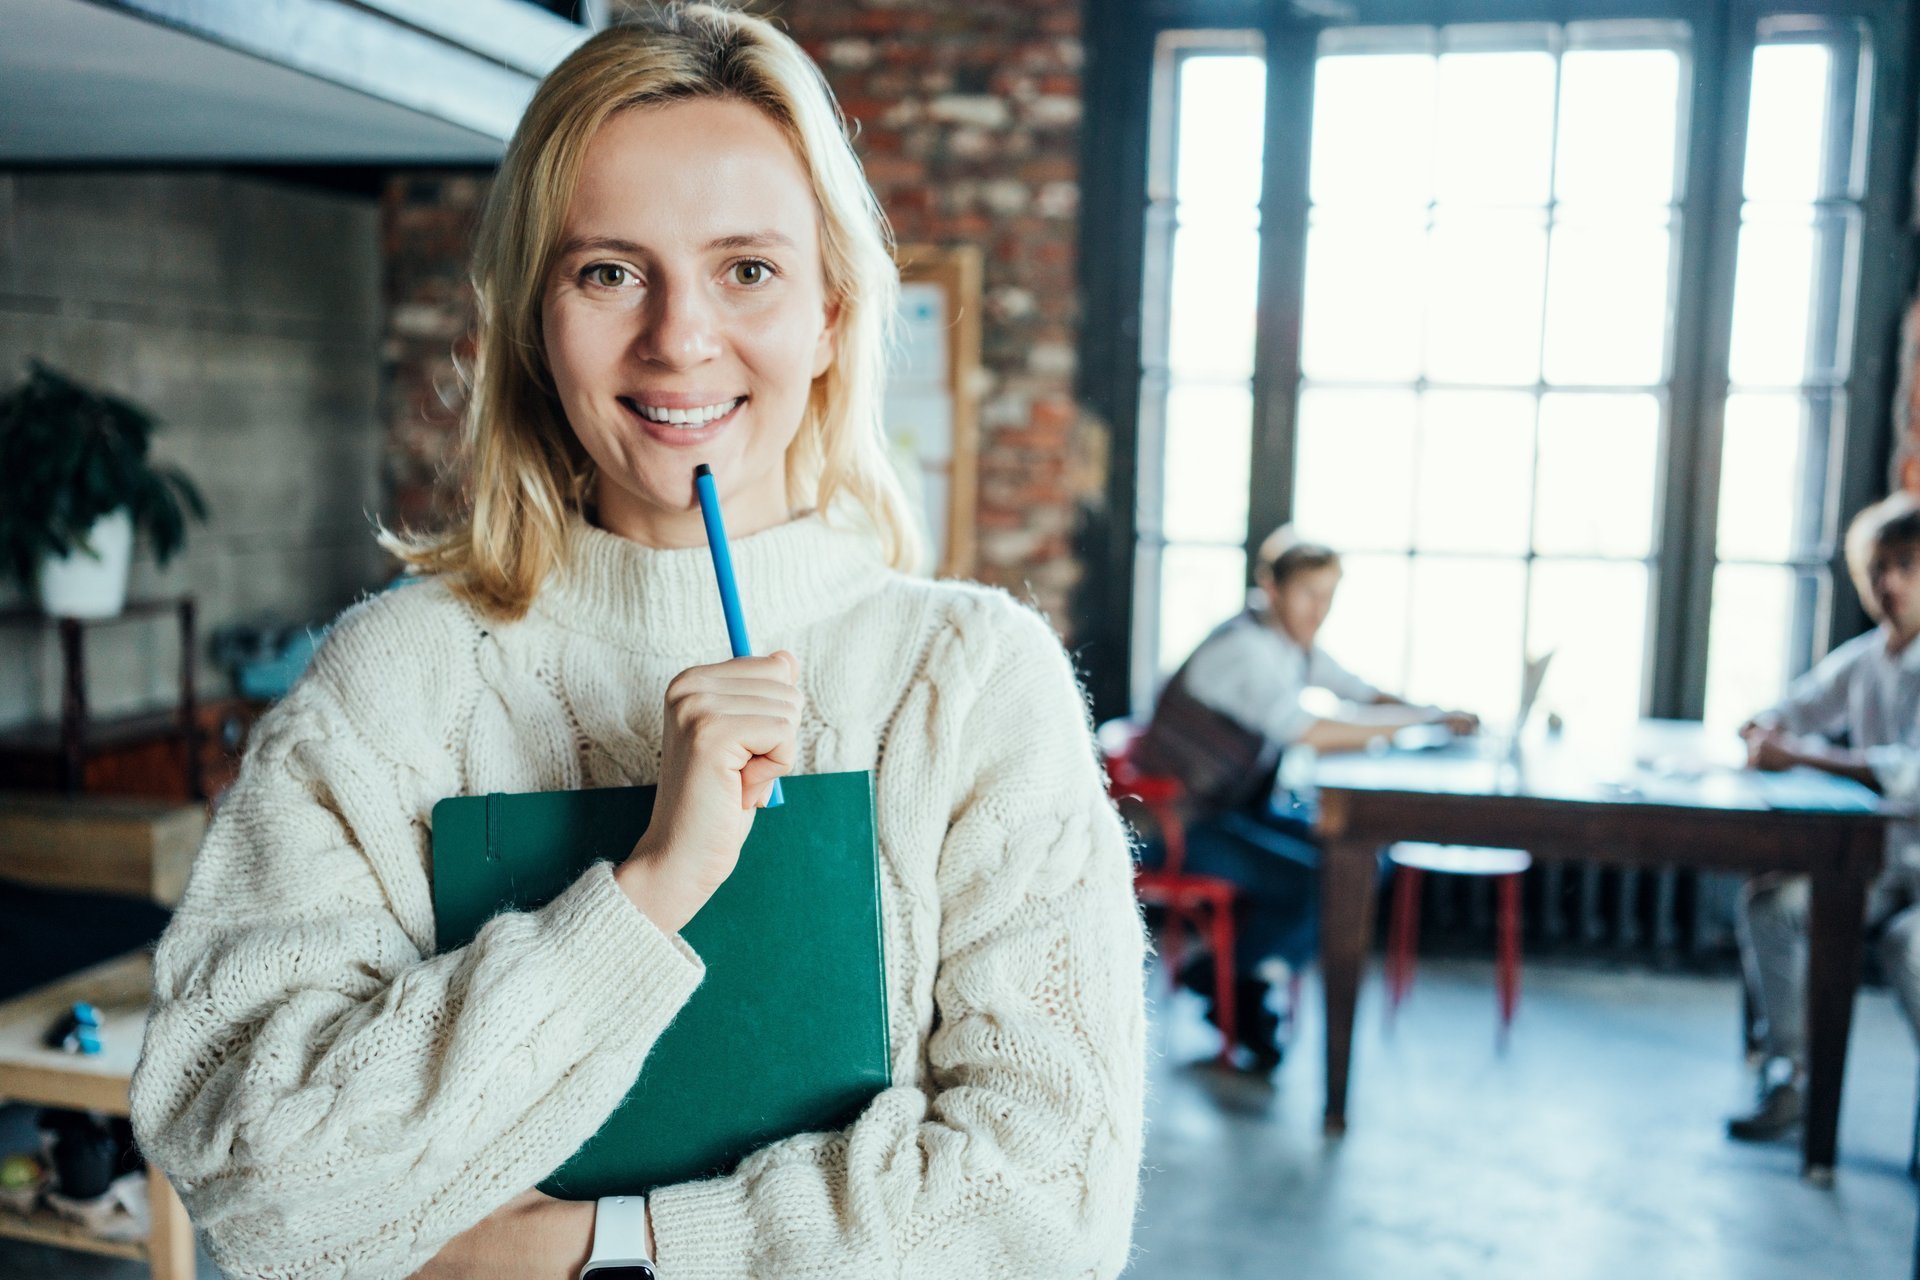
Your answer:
[587,1194,652,1265]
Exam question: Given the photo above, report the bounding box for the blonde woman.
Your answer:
[128,7,1147,1277]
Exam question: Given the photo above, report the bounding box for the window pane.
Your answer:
[1743,42,1832,204]
[1301,216,1426,382]
[1407,556,1527,722]
[1158,544,1250,675]
[1415,391,1535,555]
[1727,208,1817,387]
[1434,49,1555,206]
[1293,388,1417,552]
[1167,222,1260,380]
[1176,54,1267,213]
[1554,47,1684,206]
[1528,559,1649,734]
[1703,563,1796,734]
[1533,392,1660,558]
[1316,552,1410,696]
[1310,53,1435,210]
[1425,210,1547,385]
[1541,213,1673,386]
[1163,382,1252,543]
[1716,392,1806,563]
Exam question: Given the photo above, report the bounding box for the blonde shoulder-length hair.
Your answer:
[387,2,922,620]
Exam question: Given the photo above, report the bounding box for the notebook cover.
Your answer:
[431,770,890,1199]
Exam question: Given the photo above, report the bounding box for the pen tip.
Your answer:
[694,463,713,479]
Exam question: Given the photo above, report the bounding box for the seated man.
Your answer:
[1730,492,1920,1140]
[1135,526,1475,1070]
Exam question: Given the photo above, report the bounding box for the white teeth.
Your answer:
[630,397,740,426]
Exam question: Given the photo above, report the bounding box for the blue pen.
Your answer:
[693,463,784,808]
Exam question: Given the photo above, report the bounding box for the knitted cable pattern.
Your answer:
[129,512,1147,1279]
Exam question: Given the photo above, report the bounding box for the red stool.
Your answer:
[1097,719,1242,1064]
[1384,842,1532,1046]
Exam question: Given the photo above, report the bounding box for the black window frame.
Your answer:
[1074,0,1918,726]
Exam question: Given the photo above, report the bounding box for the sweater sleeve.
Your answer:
[647,596,1149,1279]
[128,610,705,1279]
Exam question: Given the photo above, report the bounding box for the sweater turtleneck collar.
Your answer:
[531,507,893,653]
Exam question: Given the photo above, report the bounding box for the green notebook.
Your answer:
[431,770,891,1199]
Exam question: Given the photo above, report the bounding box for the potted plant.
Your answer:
[0,360,208,618]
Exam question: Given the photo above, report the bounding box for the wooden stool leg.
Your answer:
[148,1165,198,1280]
[1497,873,1523,1045]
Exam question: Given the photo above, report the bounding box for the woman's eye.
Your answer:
[730,259,775,286]
[583,264,634,288]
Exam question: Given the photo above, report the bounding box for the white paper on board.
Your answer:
[883,390,954,465]
[892,281,949,385]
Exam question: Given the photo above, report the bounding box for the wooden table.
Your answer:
[1313,720,1891,1184]
[0,951,195,1276]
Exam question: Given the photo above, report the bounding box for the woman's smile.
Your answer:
[618,393,748,447]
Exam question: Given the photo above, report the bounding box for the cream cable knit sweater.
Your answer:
[128,511,1148,1280]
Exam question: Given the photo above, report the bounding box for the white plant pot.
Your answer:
[37,509,135,619]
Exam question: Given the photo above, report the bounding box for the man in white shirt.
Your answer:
[1729,492,1920,1140]
[1136,528,1474,1070]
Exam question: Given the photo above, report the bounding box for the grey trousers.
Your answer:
[1737,865,1920,1071]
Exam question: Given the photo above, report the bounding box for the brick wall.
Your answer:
[381,172,488,535]
[381,0,1100,631]
[1895,299,1920,494]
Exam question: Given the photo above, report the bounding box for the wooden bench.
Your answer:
[0,951,195,1277]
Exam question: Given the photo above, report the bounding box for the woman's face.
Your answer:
[542,97,837,546]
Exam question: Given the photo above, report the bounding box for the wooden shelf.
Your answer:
[0,1197,148,1261]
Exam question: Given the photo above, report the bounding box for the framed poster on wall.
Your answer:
[888,244,981,579]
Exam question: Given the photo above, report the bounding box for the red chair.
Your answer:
[1097,719,1241,1063]
[1384,842,1532,1046]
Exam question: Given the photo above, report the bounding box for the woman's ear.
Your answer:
[811,296,841,379]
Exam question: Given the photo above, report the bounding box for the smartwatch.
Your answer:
[578,1194,657,1280]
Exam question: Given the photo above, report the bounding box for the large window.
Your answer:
[1703,20,1874,732]
[1131,35,1267,713]
[1293,23,1683,733]
[1097,0,1913,736]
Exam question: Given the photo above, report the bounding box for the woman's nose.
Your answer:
[635,279,721,369]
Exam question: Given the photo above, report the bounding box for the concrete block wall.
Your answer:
[0,172,390,729]
[383,0,1102,633]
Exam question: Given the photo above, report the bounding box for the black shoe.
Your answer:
[1202,977,1284,1072]
[1727,1081,1804,1142]
[1174,953,1219,1000]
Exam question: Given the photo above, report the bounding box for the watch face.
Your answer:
[587,1268,655,1280]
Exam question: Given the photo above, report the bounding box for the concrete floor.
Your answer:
[1135,959,1918,1280]
[1,960,1912,1278]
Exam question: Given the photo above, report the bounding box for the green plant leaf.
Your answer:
[0,360,209,589]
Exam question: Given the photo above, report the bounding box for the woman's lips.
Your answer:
[618,395,745,446]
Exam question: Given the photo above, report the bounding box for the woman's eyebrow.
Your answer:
[556,231,796,257]
[707,231,797,252]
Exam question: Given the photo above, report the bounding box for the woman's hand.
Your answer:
[617,651,801,934]
[408,1189,593,1280]
[1436,709,1480,736]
